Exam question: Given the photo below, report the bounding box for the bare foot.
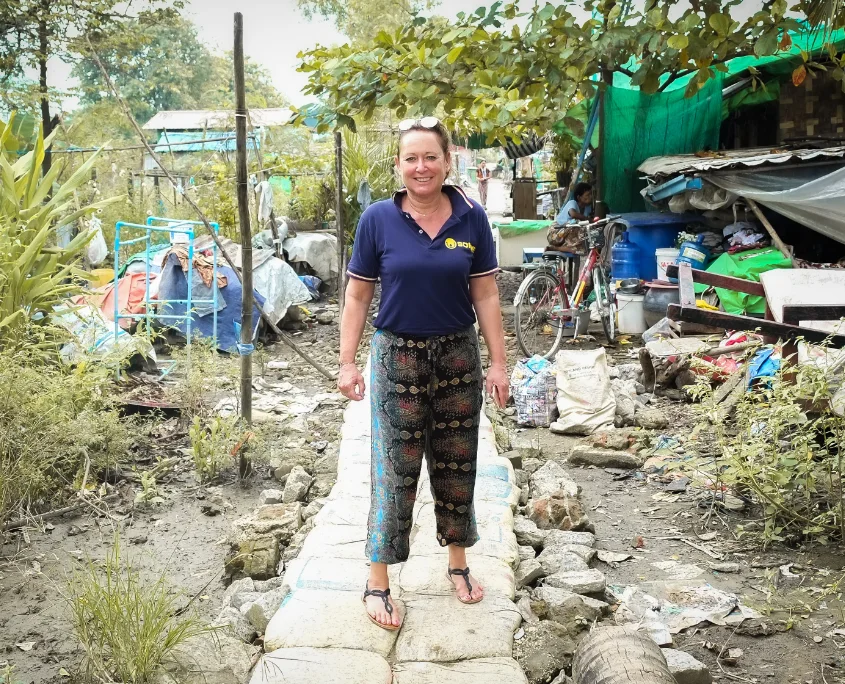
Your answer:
[448,568,484,603]
[364,584,401,628]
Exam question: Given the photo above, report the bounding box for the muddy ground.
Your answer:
[2,272,844,683]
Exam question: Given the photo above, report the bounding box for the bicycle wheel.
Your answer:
[592,265,617,344]
[515,270,565,359]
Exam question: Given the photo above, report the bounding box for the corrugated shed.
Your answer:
[142,108,296,131]
[638,146,845,177]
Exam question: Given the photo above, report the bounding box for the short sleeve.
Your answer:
[347,210,379,282]
[469,213,498,279]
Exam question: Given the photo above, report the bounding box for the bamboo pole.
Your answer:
[746,198,794,265]
[83,36,336,382]
[334,130,345,320]
[234,12,253,480]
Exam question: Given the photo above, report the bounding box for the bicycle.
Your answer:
[514,216,618,359]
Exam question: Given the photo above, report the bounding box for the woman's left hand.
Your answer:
[485,363,510,409]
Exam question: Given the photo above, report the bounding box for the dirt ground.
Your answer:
[3,273,845,683]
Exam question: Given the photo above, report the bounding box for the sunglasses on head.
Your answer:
[397,116,440,131]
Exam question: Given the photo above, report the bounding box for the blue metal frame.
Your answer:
[113,217,220,376]
[646,175,703,202]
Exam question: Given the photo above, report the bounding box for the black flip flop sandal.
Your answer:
[362,581,401,631]
[447,566,483,604]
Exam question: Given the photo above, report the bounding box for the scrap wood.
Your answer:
[84,38,336,382]
[712,369,745,405]
[2,493,121,532]
[746,198,794,265]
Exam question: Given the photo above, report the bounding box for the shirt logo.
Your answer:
[445,238,475,253]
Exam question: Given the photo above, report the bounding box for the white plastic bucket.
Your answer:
[655,248,680,282]
[616,292,647,335]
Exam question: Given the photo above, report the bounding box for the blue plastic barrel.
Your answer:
[676,234,710,271]
[611,231,641,280]
[613,213,703,281]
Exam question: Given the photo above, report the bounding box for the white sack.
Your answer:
[552,348,616,435]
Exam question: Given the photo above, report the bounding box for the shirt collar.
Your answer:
[393,184,474,219]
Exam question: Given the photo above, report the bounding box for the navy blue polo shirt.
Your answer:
[347,184,498,336]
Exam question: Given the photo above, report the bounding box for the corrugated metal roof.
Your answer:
[638,146,845,177]
[142,108,296,131]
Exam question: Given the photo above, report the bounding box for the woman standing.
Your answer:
[337,117,510,631]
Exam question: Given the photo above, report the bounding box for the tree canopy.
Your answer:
[74,14,288,123]
[298,0,844,142]
[297,0,439,44]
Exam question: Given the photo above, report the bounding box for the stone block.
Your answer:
[663,649,713,684]
[251,647,392,684]
[233,503,303,544]
[568,445,641,470]
[162,633,259,684]
[514,621,575,684]
[537,549,589,576]
[395,594,521,662]
[226,537,280,581]
[393,658,529,684]
[532,586,605,627]
[221,577,255,609]
[544,530,596,549]
[515,559,545,589]
[530,461,580,498]
[258,489,284,505]
[518,545,536,562]
[555,544,596,563]
[514,516,547,548]
[264,589,401,656]
[543,569,606,594]
[213,606,256,643]
[529,492,594,532]
[243,585,290,633]
[282,465,314,503]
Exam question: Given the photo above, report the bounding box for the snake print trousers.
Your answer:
[366,327,483,564]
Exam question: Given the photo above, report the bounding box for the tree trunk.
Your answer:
[38,10,51,177]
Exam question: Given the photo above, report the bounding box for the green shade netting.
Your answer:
[693,247,793,314]
[492,219,552,239]
[601,74,723,212]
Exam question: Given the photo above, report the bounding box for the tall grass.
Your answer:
[64,535,212,684]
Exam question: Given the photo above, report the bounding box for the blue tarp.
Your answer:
[153,131,258,154]
[157,253,264,352]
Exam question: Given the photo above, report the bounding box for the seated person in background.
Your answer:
[555,182,593,224]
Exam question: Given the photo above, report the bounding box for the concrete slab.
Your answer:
[264,589,401,656]
[393,658,529,684]
[395,594,521,662]
[252,647,392,684]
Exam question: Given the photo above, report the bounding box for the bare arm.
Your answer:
[469,275,509,407]
[338,278,375,401]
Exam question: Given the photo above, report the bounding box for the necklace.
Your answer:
[407,196,445,218]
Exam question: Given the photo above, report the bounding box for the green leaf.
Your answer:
[754,29,779,57]
[376,91,397,105]
[447,46,464,64]
[708,13,731,36]
[667,35,689,50]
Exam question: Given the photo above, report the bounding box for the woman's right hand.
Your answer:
[337,363,366,401]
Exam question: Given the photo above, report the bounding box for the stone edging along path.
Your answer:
[249,360,528,684]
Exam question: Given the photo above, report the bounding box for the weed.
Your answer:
[189,415,239,483]
[693,346,845,545]
[165,340,238,421]
[0,352,131,529]
[64,534,211,684]
[135,470,161,505]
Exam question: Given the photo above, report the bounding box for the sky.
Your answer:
[42,0,496,113]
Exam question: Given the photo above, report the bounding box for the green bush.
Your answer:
[0,352,131,528]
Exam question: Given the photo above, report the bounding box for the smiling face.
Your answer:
[396,130,450,200]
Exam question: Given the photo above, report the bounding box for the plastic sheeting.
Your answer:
[283,233,338,282]
[253,255,311,324]
[709,166,845,246]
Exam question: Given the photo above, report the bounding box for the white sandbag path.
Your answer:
[252,359,527,684]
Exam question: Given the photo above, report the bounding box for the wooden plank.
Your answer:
[667,303,845,348]
[665,264,765,297]
[781,305,845,325]
[678,261,696,307]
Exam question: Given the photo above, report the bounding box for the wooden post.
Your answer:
[746,198,794,265]
[234,12,252,479]
[334,130,345,319]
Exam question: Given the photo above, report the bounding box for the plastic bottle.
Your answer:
[611,231,641,280]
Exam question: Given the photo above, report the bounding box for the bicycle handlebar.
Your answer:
[569,214,621,229]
